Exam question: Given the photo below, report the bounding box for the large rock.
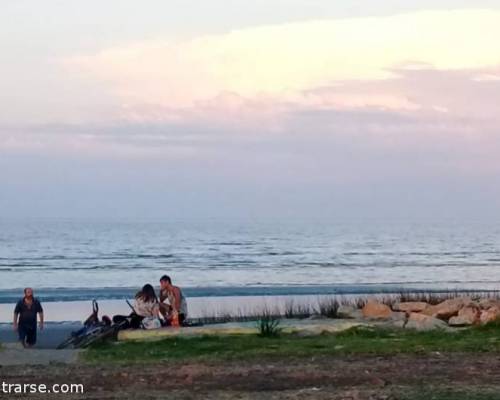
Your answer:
[337,305,363,319]
[393,301,429,313]
[478,299,500,310]
[389,311,407,321]
[421,297,472,320]
[448,305,481,326]
[448,306,480,326]
[362,301,392,319]
[462,305,480,321]
[377,312,407,329]
[480,306,500,325]
[405,312,449,331]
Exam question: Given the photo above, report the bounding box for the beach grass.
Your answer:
[189,290,500,325]
[84,321,500,364]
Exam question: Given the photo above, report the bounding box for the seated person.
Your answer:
[159,275,188,325]
[113,284,161,329]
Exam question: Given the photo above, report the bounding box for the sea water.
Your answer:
[1,218,500,302]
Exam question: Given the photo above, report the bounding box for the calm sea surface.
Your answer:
[1,218,500,301]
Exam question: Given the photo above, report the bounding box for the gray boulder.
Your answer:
[337,305,363,319]
[405,312,449,331]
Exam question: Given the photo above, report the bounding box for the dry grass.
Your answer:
[189,291,500,325]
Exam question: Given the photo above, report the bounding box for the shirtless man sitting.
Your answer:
[159,275,188,325]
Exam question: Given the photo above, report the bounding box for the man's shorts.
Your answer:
[18,323,37,346]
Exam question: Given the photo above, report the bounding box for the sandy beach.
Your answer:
[0,294,350,323]
[0,294,341,347]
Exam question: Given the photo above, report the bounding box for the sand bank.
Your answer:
[0,294,353,323]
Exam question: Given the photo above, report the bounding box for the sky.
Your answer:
[1,1,500,220]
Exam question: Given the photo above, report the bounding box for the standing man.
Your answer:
[13,288,44,348]
[159,275,188,325]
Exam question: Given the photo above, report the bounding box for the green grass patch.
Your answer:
[84,323,500,364]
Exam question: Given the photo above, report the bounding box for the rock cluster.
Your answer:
[341,297,500,331]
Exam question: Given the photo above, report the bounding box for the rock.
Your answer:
[375,312,407,329]
[389,311,407,321]
[448,316,470,326]
[393,301,429,313]
[421,297,472,320]
[405,312,449,331]
[461,305,480,322]
[378,318,407,329]
[480,306,500,325]
[337,305,363,319]
[478,298,500,310]
[447,316,469,327]
[293,321,370,336]
[362,301,392,319]
[448,305,480,326]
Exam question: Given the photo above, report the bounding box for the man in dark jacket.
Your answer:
[13,288,44,348]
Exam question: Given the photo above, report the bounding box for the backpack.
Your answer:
[141,317,161,330]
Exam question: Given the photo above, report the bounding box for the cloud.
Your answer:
[65,9,500,120]
[5,9,500,179]
[4,65,500,181]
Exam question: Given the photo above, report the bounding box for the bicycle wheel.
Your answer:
[76,325,117,348]
[56,335,79,349]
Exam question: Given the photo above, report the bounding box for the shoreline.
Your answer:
[1,283,500,304]
[0,294,352,347]
[2,287,500,324]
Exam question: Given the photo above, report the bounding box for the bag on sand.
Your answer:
[141,317,161,330]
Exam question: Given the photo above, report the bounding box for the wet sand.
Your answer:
[0,322,81,348]
[0,294,349,323]
[0,294,331,348]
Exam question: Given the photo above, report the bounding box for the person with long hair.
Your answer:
[113,284,161,329]
[134,284,160,318]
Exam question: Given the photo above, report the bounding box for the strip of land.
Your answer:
[3,295,500,399]
[3,324,500,399]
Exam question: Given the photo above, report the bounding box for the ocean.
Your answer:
[1,218,500,303]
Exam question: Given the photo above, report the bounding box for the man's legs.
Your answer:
[18,325,28,347]
[18,324,37,347]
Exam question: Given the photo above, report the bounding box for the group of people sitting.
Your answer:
[12,275,187,348]
[113,275,188,329]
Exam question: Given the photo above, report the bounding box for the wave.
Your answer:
[206,241,259,246]
[3,259,500,272]
[0,254,175,261]
[1,283,500,304]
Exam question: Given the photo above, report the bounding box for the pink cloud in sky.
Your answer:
[3,65,500,175]
[64,9,500,124]
[3,9,500,180]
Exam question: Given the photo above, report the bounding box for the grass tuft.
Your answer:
[284,300,312,319]
[256,311,282,337]
[316,297,340,318]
